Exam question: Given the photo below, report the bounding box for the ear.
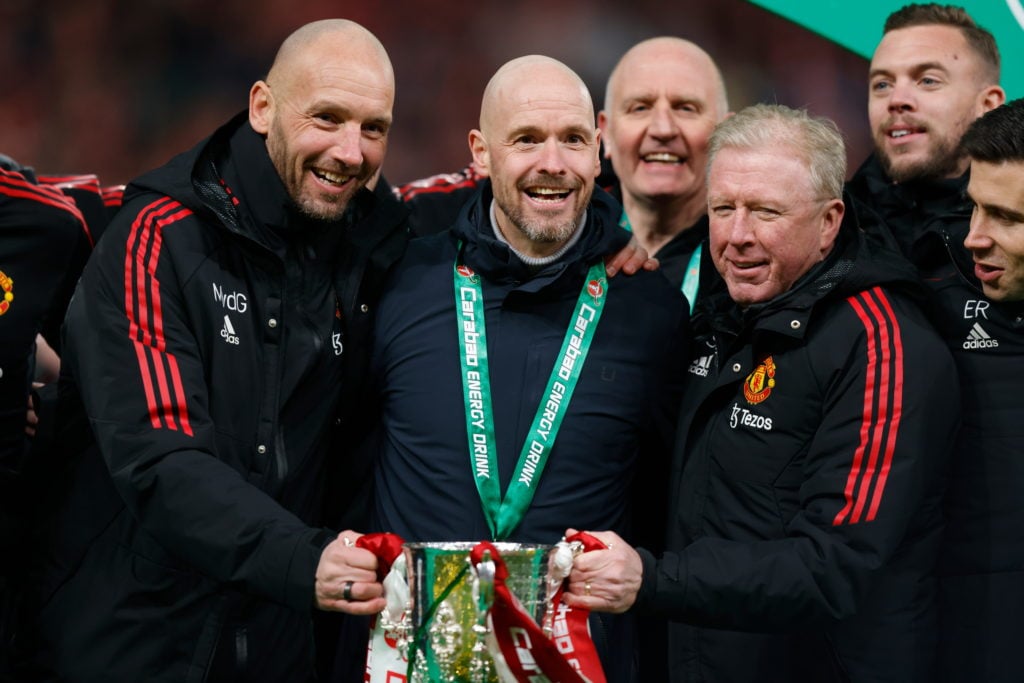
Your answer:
[593,128,603,178]
[819,199,845,255]
[249,81,273,135]
[469,129,490,177]
[597,111,612,160]
[977,84,1006,116]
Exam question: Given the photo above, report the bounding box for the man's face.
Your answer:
[251,43,393,221]
[868,25,992,183]
[708,144,843,307]
[599,43,723,207]
[473,73,600,249]
[964,160,1024,301]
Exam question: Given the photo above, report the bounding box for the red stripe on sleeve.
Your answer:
[125,197,173,427]
[133,209,157,348]
[833,293,878,526]
[123,197,194,436]
[37,174,102,194]
[132,340,161,429]
[833,287,904,525]
[166,354,194,436]
[0,173,93,246]
[849,290,892,524]
[102,185,125,207]
[866,288,904,521]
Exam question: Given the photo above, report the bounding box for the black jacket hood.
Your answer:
[847,153,972,268]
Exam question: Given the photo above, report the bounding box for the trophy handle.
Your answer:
[542,539,583,637]
[471,550,497,681]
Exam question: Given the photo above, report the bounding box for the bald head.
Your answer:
[605,37,727,118]
[598,37,727,227]
[469,55,601,258]
[249,19,394,222]
[266,19,394,97]
[479,55,595,140]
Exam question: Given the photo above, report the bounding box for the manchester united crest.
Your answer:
[587,279,605,299]
[0,270,13,316]
[743,355,776,404]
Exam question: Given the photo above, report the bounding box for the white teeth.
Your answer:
[527,187,570,202]
[643,153,681,162]
[890,130,911,138]
[315,170,351,185]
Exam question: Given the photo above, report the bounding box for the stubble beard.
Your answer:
[504,204,582,245]
[500,180,592,246]
[876,128,967,184]
[267,123,357,223]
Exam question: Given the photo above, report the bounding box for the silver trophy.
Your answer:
[388,541,560,682]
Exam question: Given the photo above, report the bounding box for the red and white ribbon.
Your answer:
[361,532,608,683]
[474,533,607,683]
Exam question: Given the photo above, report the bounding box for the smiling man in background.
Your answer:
[597,37,728,296]
[846,3,1004,264]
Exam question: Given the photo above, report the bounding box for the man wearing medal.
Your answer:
[365,55,689,681]
[396,36,728,315]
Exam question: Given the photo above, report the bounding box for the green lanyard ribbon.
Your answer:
[454,246,607,540]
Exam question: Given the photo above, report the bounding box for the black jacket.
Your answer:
[0,168,91,672]
[635,199,960,682]
[0,168,90,494]
[848,153,1024,681]
[918,218,1024,683]
[30,113,408,682]
[846,153,971,270]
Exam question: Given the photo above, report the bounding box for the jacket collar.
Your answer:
[222,116,293,241]
[451,180,629,290]
[849,153,969,216]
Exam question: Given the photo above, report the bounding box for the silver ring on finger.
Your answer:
[343,580,354,602]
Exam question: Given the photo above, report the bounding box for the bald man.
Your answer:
[398,37,727,311]
[599,37,728,299]
[366,55,688,681]
[28,20,402,681]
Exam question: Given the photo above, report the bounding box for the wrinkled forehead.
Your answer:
[484,65,594,136]
[615,48,719,100]
[709,144,813,195]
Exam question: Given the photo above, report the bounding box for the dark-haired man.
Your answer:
[926,98,1024,683]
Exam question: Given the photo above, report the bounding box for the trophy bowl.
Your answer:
[402,541,556,682]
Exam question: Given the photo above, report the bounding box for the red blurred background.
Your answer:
[0,0,872,187]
